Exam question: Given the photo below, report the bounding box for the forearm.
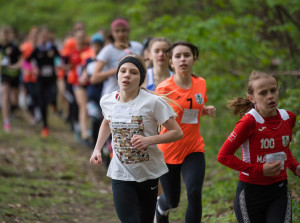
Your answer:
[10,57,22,69]
[217,148,263,176]
[93,119,111,153]
[90,68,116,84]
[146,129,182,146]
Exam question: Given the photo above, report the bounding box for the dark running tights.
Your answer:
[158,152,206,223]
[112,178,159,223]
[234,180,292,223]
[37,78,57,128]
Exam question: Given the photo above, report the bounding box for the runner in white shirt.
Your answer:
[91,18,143,96]
[90,54,182,223]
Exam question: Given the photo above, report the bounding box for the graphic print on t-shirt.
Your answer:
[111,115,149,164]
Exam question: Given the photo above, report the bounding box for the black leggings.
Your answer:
[112,178,159,223]
[234,180,292,223]
[158,152,205,223]
[37,78,57,128]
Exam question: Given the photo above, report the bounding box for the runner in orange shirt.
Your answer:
[155,41,216,223]
[20,26,39,124]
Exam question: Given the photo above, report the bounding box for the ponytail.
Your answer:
[227,97,254,117]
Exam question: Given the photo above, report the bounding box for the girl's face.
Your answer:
[112,25,129,43]
[170,45,195,75]
[149,41,169,66]
[143,49,152,68]
[0,29,10,44]
[91,43,102,55]
[75,31,86,45]
[118,62,141,93]
[248,76,279,117]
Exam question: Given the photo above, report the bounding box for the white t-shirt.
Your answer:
[100,89,176,182]
[96,41,143,96]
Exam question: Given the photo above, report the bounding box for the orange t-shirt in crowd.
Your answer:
[155,75,208,164]
[62,38,90,85]
[20,41,37,83]
[81,48,94,66]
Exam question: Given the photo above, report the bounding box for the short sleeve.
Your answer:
[96,44,112,63]
[153,96,176,125]
[100,94,112,120]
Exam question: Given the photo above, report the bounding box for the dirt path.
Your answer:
[0,111,119,223]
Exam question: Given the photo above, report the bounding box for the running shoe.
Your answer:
[155,206,169,223]
[41,127,49,138]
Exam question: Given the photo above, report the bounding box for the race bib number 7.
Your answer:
[181,109,199,124]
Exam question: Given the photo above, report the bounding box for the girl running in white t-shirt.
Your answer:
[90,54,183,223]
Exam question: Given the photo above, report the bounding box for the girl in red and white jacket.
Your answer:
[217,71,300,223]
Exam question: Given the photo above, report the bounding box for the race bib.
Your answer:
[112,104,133,123]
[41,65,53,77]
[181,109,199,124]
[1,56,10,66]
[266,152,286,170]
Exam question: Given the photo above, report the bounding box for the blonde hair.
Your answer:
[227,70,278,116]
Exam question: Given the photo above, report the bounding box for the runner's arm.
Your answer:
[217,116,264,176]
[90,60,117,84]
[131,117,183,150]
[90,118,111,165]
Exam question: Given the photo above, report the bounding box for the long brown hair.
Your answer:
[165,41,199,60]
[227,70,278,116]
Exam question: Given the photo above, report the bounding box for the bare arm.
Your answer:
[131,117,183,150]
[79,68,89,85]
[90,118,111,165]
[90,60,117,84]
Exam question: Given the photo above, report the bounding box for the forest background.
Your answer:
[0,0,299,222]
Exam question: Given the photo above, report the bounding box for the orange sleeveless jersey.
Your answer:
[155,75,208,164]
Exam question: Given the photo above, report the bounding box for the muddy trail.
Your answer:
[0,110,119,223]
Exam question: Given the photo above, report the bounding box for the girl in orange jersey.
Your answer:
[155,41,216,223]
[20,26,39,124]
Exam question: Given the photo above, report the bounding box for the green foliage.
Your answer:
[0,0,299,221]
